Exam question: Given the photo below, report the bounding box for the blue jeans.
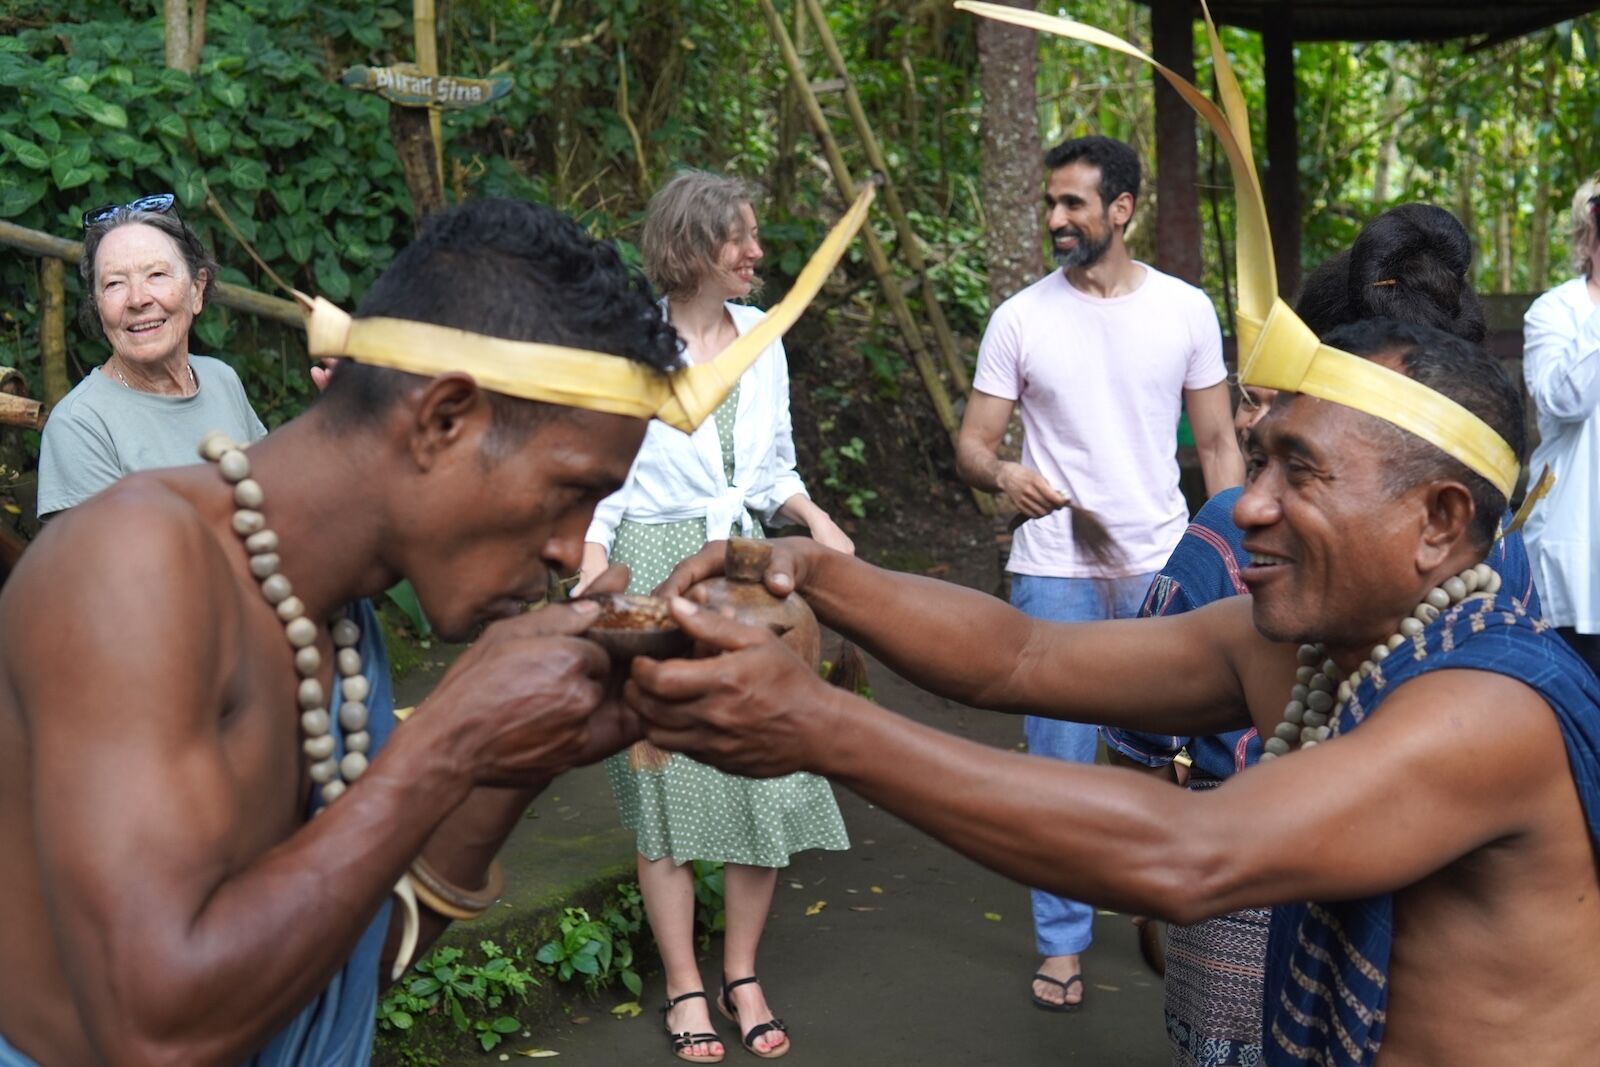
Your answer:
[1011,571,1158,957]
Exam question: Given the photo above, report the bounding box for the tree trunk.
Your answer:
[39,258,68,408]
[164,0,197,73]
[1371,64,1402,204]
[1496,204,1513,294]
[976,0,1039,308]
[1529,59,1557,291]
[772,0,807,219]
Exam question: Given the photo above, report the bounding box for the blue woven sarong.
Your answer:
[1263,595,1600,1066]
[0,599,395,1067]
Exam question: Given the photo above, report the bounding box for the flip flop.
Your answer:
[1030,971,1084,1013]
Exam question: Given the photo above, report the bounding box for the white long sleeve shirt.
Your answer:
[1522,277,1600,631]
[586,302,808,552]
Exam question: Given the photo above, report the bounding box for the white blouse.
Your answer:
[586,302,808,551]
[1522,277,1600,631]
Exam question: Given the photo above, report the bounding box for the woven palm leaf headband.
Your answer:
[956,0,1522,502]
[295,184,876,434]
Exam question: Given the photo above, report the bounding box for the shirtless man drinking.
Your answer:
[633,318,1600,1066]
[0,198,676,1065]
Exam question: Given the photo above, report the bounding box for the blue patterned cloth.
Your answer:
[0,599,395,1067]
[1263,595,1600,1066]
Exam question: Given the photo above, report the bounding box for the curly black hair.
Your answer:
[319,198,682,438]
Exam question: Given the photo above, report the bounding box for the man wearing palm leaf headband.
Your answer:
[627,6,1600,1065]
[0,190,873,1067]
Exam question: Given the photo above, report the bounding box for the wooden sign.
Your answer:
[339,64,513,110]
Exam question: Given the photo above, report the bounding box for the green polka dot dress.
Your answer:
[606,384,850,868]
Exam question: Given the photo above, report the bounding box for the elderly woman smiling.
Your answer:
[36,194,266,519]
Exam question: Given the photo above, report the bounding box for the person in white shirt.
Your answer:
[578,170,852,1062]
[955,135,1244,1011]
[1522,174,1600,675]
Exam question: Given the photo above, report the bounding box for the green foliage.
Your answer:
[815,424,877,519]
[0,0,417,421]
[376,940,537,1053]
[690,860,726,949]
[533,883,645,998]
[384,580,433,641]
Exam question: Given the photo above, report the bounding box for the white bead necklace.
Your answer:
[198,430,423,978]
[197,430,372,804]
[1260,561,1502,760]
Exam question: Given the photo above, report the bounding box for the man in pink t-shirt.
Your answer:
[957,135,1243,1011]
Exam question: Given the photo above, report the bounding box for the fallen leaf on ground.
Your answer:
[610,1002,642,1018]
[983,912,1003,922]
[805,900,827,917]
[571,1017,590,1025]
[870,886,884,894]
[516,1050,561,1058]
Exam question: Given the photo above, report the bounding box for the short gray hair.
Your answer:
[641,169,759,300]
[1568,173,1600,278]
[78,209,218,334]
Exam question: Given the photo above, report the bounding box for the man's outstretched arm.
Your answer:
[9,494,620,1067]
[659,538,1256,737]
[628,606,1565,923]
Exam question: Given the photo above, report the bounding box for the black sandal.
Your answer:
[661,990,724,1063]
[1030,971,1084,1013]
[716,975,790,1059]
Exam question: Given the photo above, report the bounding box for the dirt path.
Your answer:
[468,655,1170,1066]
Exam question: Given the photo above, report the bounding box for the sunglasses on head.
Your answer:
[81,192,176,229]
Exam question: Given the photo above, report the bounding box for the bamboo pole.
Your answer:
[0,394,43,430]
[801,0,969,394]
[0,221,303,327]
[414,0,445,190]
[757,0,992,514]
[39,258,68,408]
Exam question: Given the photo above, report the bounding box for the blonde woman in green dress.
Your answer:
[578,171,853,1062]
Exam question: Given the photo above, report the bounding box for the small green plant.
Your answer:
[817,425,879,519]
[534,885,646,998]
[691,861,727,950]
[377,940,537,1052]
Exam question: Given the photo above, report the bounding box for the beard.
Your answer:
[1051,225,1112,270]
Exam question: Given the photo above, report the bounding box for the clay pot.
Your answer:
[580,593,692,664]
[694,538,821,668]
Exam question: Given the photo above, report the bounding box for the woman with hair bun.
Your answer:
[1521,174,1600,674]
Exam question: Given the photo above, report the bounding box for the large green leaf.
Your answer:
[0,132,48,171]
[29,115,60,144]
[71,93,127,129]
[153,113,187,140]
[224,157,267,192]
[193,120,231,156]
[0,175,45,219]
[50,155,93,190]
[284,233,314,264]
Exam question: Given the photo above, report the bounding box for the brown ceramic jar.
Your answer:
[695,538,821,668]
